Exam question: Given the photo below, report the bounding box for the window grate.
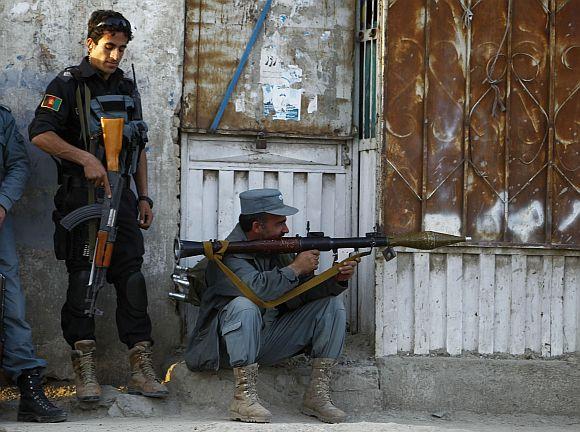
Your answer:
[358,0,379,140]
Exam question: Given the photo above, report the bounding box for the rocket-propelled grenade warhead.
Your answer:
[387,231,470,250]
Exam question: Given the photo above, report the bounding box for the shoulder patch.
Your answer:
[0,104,10,113]
[41,94,63,112]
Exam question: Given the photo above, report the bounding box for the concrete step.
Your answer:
[166,358,383,415]
[166,354,580,417]
[378,355,580,417]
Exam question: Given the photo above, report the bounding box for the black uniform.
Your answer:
[28,57,152,349]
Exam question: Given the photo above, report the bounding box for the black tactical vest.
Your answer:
[88,94,147,175]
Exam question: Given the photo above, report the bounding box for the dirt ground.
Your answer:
[1,406,579,432]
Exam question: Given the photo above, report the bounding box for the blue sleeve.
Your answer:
[0,110,31,212]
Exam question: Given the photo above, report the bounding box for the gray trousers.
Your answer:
[0,214,46,382]
[219,295,346,367]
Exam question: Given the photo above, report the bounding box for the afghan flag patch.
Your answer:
[41,94,63,112]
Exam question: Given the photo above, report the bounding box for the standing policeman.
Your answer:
[0,104,67,422]
[28,10,167,402]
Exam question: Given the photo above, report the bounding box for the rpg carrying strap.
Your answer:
[202,241,367,308]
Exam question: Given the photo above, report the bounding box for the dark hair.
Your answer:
[239,213,268,232]
[87,10,133,43]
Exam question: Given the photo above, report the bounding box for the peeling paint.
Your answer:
[424,212,461,236]
[558,200,579,232]
[276,0,314,18]
[508,201,545,243]
[307,95,317,114]
[235,93,246,112]
[11,3,31,15]
[259,47,303,86]
[476,199,504,238]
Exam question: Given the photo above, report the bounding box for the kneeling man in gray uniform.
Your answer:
[185,188,358,424]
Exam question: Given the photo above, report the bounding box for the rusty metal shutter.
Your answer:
[381,0,579,247]
[182,0,355,137]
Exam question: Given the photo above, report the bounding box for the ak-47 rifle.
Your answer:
[171,229,470,308]
[60,117,126,316]
[0,273,5,368]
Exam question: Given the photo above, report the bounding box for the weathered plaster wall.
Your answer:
[0,0,183,383]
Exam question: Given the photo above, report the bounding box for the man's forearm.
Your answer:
[31,131,91,167]
[133,150,148,196]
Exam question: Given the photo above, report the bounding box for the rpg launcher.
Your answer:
[174,229,469,262]
[60,117,126,317]
[171,229,469,308]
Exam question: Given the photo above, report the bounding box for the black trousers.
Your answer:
[53,183,152,348]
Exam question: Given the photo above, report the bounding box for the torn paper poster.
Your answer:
[263,85,302,121]
[260,48,302,86]
[307,95,318,114]
[235,94,245,112]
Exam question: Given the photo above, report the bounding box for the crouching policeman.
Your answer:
[186,188,358,424]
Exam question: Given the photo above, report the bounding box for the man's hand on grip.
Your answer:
[335,257,360,282]
[82,152,111,198]
[288,250,320,277]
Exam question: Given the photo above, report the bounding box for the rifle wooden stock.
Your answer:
[101,117,123,173]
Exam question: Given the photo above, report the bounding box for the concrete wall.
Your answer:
[0,0,183,383]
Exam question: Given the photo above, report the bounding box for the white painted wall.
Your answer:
[375,248,579,357]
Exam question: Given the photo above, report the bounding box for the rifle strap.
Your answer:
[76,83,97,256]
[203,241,367,309]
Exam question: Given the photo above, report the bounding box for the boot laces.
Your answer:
[138,346,160,382]
[240,366,260,403]
[79,350,98,385]
[313,367,332,403]
[21,372,58,411]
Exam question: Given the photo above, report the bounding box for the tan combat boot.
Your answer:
[127,341,169,398]
[301,358,347,423]
[71,340,101,402]
[229,363,272,423]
